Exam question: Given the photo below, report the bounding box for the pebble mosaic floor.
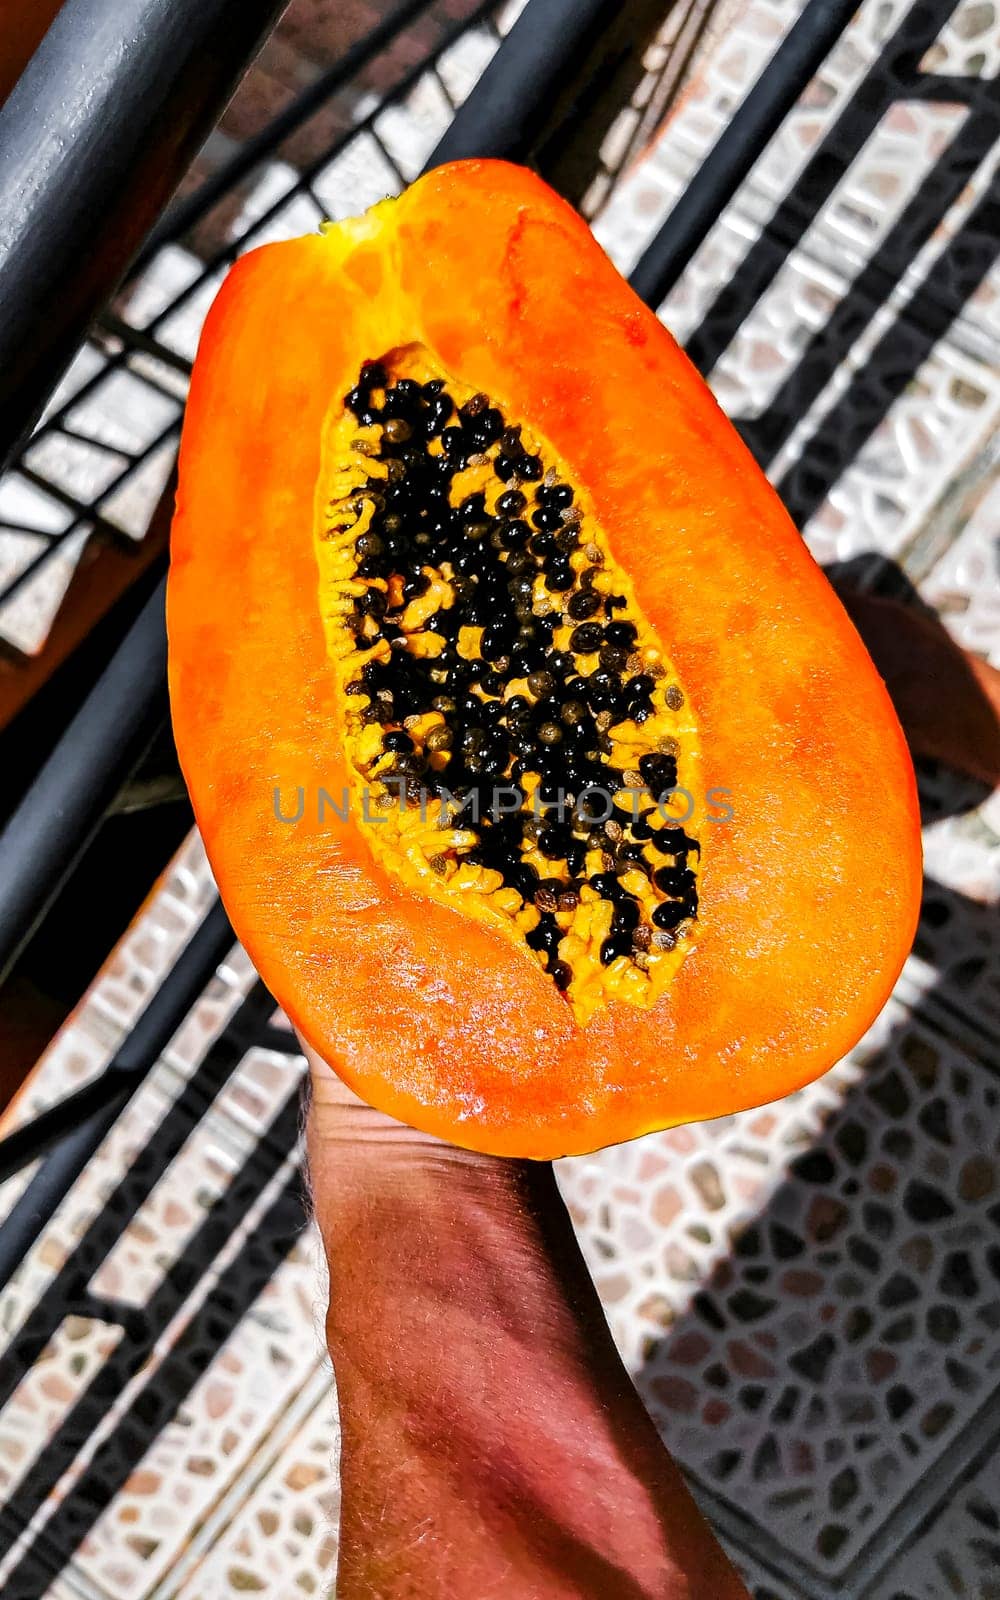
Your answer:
[2,1,1000,1596]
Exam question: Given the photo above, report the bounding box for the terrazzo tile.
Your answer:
[904,800,1000,1051]
[1,1081,294,1355]
[0,892,320,1594]
[733,2,1000,367]
[920,472,1000,670]
[192,1044,308,1154]
[764,312,1000,564]
[69,1225,327,1600]
[0,1316,125,1506]
[599,0,1000,364]
[1,1027,113,1138]
[0,1078,178,1353]
[729,1543,811,1600]
[0,1027,116,1254]
[0,1565,106,1600]
[620,199,1000,569]
[559,1007,1000,1583]
[158,944,262,1093]
[598,0,1000,572]
[79,833,223,1048]
[85,1107,285,1313]
[864,1438,1000,1598]
[161,1365,340,1600]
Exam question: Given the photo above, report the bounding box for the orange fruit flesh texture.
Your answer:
[167,159,922,1159]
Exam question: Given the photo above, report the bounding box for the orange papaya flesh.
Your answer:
[167,159,922,1159]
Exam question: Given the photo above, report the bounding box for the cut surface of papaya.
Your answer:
[168,159,921,1159]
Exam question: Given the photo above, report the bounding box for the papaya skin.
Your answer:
[168,159,922,1159]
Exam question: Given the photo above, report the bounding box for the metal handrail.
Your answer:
[429,0,627,167]
[0,571,170,988]
[629,0,862,306]
[0,0,289,469]
[0,901,233,1292]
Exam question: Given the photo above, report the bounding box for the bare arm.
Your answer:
[307,1059,750,1600]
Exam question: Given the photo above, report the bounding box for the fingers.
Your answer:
[835,587,1000,788]
[300,1036,546,1239]
[303,1036,479,1157]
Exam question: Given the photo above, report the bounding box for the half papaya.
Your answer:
[168,159,922,1159]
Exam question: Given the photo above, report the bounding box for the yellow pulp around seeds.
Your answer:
[314,349,701,1026]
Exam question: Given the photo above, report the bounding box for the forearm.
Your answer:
[310,1117,747,1600]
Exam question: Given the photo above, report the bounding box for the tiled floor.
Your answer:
[2,2,999,1596]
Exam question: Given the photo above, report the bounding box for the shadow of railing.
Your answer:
[634,9,1000,1572]
[629,575,1000,1593]
[682,0,1000,533]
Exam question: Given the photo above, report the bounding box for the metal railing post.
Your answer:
[0,0,289,468]
[629,0,860,307]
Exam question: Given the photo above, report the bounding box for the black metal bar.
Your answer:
[0,571,170,986]
[0,982,278,1409]
[0,1079,131,1187]
[628,0,861,307]
[0,0,289,470]
[427,0,623,167]
[137,0,437,267]
[0,1166,306,1586]
[0,899,234,1293]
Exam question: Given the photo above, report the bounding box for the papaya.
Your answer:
[168,159,921,1159]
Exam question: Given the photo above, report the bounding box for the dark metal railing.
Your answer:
[428,0,626,167]
[629,0,861,305]
[0,0,289,468]
[0,900,233,1290]
[0,578,170,989]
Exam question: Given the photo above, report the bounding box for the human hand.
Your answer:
[305,1045,750,1600]
[833,585,1000,789]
